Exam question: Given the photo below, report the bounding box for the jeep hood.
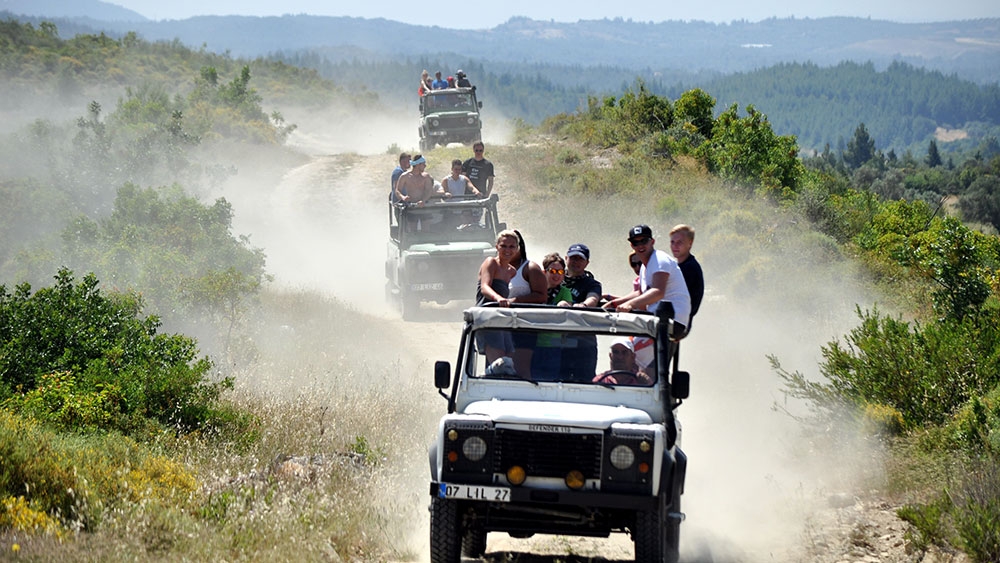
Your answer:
[426,110,477,117]
[406,242,493,253]
[465,399,652,428]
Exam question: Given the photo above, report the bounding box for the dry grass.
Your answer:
[5,288,440,561]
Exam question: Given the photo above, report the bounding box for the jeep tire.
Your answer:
[429,497,461,563]
[401,292,420,321]
[461,527,487,558]
[634,484,680,563]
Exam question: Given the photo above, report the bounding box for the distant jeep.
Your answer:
[385,194,504,320]
[428,303,690,562]
[418,87,483,152]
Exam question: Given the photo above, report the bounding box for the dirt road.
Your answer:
[212,135,936,562]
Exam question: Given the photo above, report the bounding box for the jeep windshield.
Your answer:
[398,200,497,246]
[425,92,475,110]
[459,307,665,386]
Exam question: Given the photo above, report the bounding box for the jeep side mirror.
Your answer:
[672,371,690,399]
[497,222,507,231]
[478,101,483,109]
[434,360,452,389]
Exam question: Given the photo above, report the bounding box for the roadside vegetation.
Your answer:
[536,84,1000,561]
[2,16,1000,561]
[2,20,428,560]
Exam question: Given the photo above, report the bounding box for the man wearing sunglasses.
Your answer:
[604,225,690,338]
[462,141,495,198]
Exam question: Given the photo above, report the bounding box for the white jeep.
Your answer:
[428,304,689,562]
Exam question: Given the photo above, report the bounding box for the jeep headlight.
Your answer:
[609,444,636,470]
[467,116,476,125]
[431,119,440,127]
[462,436,488,461]
[441,422,494,482]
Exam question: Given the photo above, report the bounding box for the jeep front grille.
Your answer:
[429,115,476,130]
[494,428,603,480]
[408,254,485,286]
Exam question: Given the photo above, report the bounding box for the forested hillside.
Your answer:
[275,51,1000,157]
[7,11,997,82]
[5,10,999,155]
[690,61,1000,154]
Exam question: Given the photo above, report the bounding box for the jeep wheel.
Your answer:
[634,485,680,563]
[429,497,461,563]
[419,138,431,152]
[401,293,420,321]
[461,527,487,558]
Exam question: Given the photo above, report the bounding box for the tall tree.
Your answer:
[843,123,877,170]
[674,88,716,138]
[926,139,943,167]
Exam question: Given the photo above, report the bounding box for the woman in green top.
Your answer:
[531,253,572,379]
[542,253,573,305]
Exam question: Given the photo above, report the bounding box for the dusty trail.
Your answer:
[213,129,927,562]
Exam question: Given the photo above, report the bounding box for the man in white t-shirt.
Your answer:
[604,225,691,336]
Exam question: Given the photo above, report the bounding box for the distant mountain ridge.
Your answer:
[3,5,998,83]
[1,0,146,21]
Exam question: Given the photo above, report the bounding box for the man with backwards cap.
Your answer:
[559,243,603,382]
[456,70,471,88]
[605,225,691,337]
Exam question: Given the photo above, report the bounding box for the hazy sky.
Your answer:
[109,0,998,28]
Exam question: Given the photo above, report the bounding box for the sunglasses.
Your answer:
[630,262,642,268]
[474,148,484,152]
[547,268,565,275]
[629,237,651,247]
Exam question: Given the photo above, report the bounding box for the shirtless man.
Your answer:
[394,155,446,206]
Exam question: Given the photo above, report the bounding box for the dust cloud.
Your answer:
[488,181,885,561]
[207,97,884,561]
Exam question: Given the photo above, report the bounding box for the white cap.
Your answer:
[611,337,634,352]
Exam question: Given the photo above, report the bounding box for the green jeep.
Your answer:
[385,194,504,320]
[418,87,483,152]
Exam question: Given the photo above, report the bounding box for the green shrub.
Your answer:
[777,307,1000,428]
[862,402,906,436]
[0,408,198,532]
[63,183,269,327]
[556,148,581,164]
[897,496,954,552]
[955,496,1000,562]
[0,268,233,435]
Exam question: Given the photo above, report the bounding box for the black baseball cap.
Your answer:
[567,243,590,260]
[628,225,653,241]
